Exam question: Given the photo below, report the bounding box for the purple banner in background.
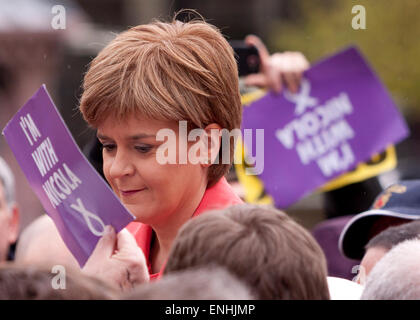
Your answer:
[2,85,135,267]
[242,46,409,208]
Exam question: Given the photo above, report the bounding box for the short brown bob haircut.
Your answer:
[165,204,330,300]
[79,13,242,187]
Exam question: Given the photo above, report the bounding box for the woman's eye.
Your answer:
[102,144,115,151]
[135,145,152,153]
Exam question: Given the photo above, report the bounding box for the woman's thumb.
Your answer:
[91,225,117,259]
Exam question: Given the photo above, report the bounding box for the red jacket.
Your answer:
[126,177,243,279]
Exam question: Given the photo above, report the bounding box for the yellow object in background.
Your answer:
[319,145,396,192]
[234,138,274,205]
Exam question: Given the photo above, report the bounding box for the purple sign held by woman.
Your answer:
[242,46,409,208]
[2,85,135,267]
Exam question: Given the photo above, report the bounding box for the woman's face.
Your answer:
[97,116,208,226]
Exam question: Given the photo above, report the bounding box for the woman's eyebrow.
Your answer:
[129,134,156,140]
[96,133,156,140]
[96,133,110,140]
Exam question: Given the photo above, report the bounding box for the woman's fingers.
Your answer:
[270,52,310,93]
[82,226,149,291]
[82,225,116,280]
[115,228,150,287]
[116,228,139,252]
[91,225,116,260]
[244,34,270,69]
[282,72,299,94]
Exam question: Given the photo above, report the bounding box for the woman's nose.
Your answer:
[108,149,135,179]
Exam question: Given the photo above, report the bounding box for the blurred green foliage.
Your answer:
[268,0,420,119]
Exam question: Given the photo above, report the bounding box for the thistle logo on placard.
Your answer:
[284,79,318,115]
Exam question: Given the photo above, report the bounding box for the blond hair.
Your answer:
[79,16,242,186]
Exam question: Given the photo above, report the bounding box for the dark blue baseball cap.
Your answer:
[339,180,420,260]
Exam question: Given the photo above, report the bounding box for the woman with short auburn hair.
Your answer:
[79,12,309,290]
[79,15,243,286]
[80,18,243,186]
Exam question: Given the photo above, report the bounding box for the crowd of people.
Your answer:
[1,12,419,300]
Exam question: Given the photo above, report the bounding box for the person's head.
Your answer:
[340,180,420,261]
[123,265,253,300]
[358,220,420,283]
[79,14,242,226]
[15,215,79,271]
[0,263,116,299]
[165,204,330,300]
[0,157,19,262]
[361,239,420,300]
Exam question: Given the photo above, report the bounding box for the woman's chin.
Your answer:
[125,205,157,225]
[121,200,171,226]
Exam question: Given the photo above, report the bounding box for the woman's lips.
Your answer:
[120,188,146,197]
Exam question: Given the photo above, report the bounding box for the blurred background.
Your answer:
[0,0,419,231]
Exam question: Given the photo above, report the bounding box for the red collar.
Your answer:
[126,177,243,279]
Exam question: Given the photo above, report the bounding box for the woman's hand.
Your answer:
[244,35,310,94]
[82,226,149,291]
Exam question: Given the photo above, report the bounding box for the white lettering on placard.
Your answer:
[316,142,355,177]
[296,120,354,165]
[19,114,41,146]
[42,163,82,209]
[31,137,59,177]
[275,80,357,178]
[276,92,353,149]
[18,116,81,207]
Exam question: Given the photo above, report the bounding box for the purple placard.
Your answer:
[2,85,135,267]
[242,46,409,208]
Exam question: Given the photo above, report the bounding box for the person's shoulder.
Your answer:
[196,177,243,216]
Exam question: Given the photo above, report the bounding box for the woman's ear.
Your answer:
[202,123,222,167]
